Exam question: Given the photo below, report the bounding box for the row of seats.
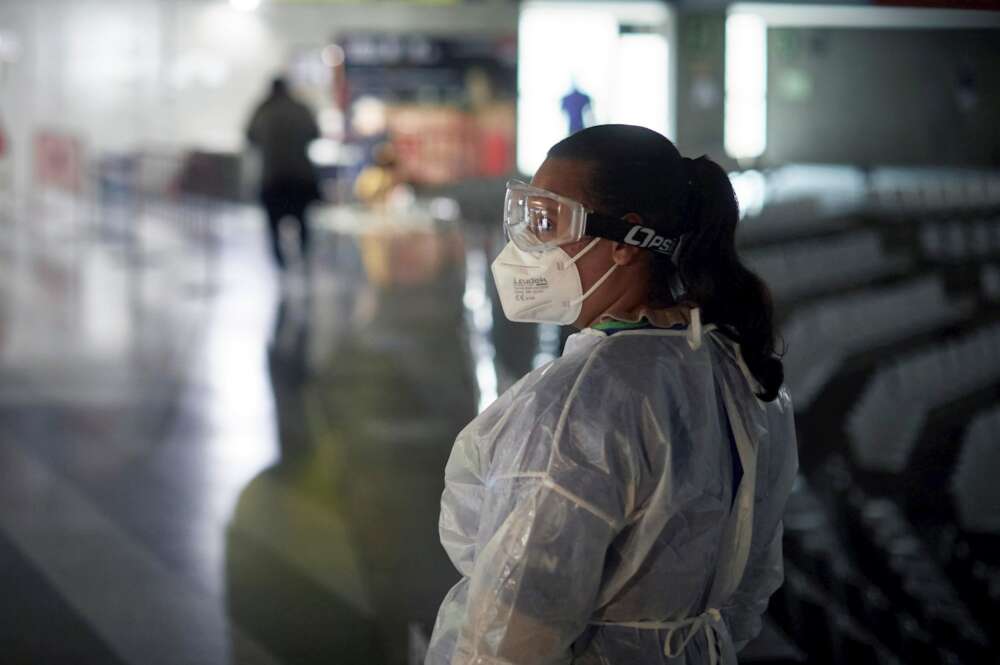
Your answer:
[781,277,971,410]
[845,495,990,663]
[868,168,1000,215]
[777,473,990,664]
[777,478,900,665]
[916,522,1000,614]
[847,323,1000,473]
[733,165,868,241]
[737,197,852,242]
[951,406,1000,534]
[919,218,1000,262]
[739,170,999,664]
[736,166,1000,243]
[826,459,995,662]
[743,231,910,302]
[772,566,901,665]
[982,263,1000,301]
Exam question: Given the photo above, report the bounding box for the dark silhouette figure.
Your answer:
[247,77,321,269]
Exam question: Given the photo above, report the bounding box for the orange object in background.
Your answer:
[475,102,515,177]
[387,102,514,186]
[33,131,83,193]
[390,106,473,186]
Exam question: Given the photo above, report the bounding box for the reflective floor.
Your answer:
[10,194,797,665]
[0,197,488,665]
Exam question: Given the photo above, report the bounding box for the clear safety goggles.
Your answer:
[503,179,684,257]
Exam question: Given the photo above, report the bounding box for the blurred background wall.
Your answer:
[766,26,1000,165]
[0,0,518,197]
[3,1,998,198]
[675,3,1000,168]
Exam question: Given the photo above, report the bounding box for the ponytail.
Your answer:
[653,157,784,402]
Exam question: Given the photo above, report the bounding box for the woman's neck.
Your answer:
[583,287,642,327]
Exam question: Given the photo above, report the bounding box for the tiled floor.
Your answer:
[0,197,489,665]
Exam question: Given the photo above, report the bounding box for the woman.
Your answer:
[426,125,798,665]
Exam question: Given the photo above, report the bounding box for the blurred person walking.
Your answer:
[246,76,320,270]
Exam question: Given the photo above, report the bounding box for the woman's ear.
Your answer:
[611,213,647,267]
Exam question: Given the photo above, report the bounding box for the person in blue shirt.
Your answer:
[561,83,593,136]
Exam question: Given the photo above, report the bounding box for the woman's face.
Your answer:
[531,157,645,328]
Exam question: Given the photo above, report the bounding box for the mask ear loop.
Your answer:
[570,262,618,306]
[687,306,703,350]
[564,237,602,265]
[565,237,617,307]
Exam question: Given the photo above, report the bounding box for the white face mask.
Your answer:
[491,238,618,325]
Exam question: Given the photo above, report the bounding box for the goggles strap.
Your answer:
[585,214,683,257]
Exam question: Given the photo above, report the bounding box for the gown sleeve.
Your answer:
[447,353,639,665]
[449,475,621,664]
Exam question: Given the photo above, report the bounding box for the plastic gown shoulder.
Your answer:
[427,328,799,665]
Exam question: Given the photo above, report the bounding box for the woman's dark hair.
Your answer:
[547,124,784,402]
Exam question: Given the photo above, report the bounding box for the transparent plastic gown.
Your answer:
[426,324,799,665]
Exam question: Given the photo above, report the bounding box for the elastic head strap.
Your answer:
[582,154,704,257]
[584,214,684,257]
